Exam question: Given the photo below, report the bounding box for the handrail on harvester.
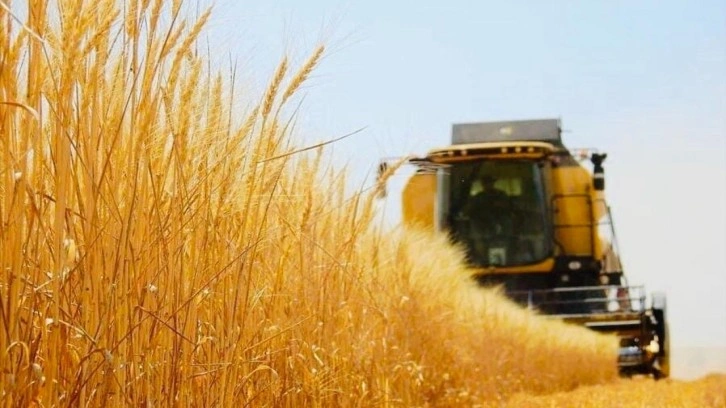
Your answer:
[508,285,647,316]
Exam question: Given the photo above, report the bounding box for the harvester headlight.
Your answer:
[560,274,570,283]
[568,261,582,270]
[645,339,660,355]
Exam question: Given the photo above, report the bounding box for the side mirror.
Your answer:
[591,153,607,191]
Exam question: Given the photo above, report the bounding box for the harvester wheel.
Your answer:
[651,292,670,379]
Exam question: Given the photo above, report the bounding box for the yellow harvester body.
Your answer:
[402,140,609,277]
[388,119,669,378]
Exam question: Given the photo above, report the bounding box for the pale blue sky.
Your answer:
[203,1,726,350]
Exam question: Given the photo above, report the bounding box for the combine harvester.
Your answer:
[379,119,669,378]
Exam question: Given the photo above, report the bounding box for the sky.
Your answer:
[201,1,726,350]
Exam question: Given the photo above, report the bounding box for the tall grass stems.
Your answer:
[0,1,617,406]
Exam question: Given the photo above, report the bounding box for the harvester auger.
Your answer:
[378,119,669,378]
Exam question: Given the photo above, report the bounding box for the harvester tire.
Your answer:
[651,292,670,379]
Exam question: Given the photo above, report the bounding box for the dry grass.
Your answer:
[507,374,726,407]
[1,1,618,406]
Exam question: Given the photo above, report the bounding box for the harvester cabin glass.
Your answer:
[447,160,550,267]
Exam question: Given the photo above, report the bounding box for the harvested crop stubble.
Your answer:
[1,0,617,406]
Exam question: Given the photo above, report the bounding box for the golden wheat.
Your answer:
[280,45,325,107]
[506,374,726,407]
[1,1,619,406]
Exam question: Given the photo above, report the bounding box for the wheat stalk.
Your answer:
[0,1,619,406]
[280,44,324,106]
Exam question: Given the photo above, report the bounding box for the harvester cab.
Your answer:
[379,118,669,378]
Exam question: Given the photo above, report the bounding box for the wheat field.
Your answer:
[11,1,717,406]
[507,374,726,407]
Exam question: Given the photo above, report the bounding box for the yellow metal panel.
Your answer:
[552,165,591,256]
[402,173,437,228]
[551,163,606,260]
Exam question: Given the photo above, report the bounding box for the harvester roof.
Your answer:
[452,118,563,147]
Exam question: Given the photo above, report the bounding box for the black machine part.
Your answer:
[590,153,607,191]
